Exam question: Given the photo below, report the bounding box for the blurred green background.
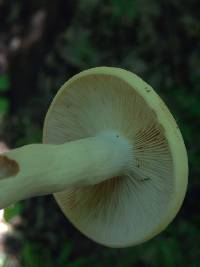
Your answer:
[0,0,199,266]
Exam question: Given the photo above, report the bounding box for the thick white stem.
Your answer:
[0,131,132,209]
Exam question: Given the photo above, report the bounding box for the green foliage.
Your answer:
[0,75,10,117]
[4,203,23,222]
[21,242,89,267]
[17,220,200,267]
[0,75,10,92]
[109,0,139,22]
[0,98,9,115]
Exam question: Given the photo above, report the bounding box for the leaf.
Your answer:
[57,242,73,264]
[0,98,9,114]
[4,202,23,222]
[110,0,138,23]
[67,258,87,267]
[21,243,37,267]
[0,75,10,92]
[21,243,53,267]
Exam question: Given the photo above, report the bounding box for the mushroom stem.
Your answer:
[0,131,132,209]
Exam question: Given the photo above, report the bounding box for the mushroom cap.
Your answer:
[43,67,188,247]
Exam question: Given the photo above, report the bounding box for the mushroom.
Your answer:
[0,67,188,247]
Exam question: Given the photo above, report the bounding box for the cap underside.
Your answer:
[43,67,188,247]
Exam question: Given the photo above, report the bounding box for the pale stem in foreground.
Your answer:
[0,131,132,209]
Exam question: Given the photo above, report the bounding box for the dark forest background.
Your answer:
[0,0,200,266]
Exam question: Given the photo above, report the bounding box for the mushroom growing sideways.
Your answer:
[0,67,188,247]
